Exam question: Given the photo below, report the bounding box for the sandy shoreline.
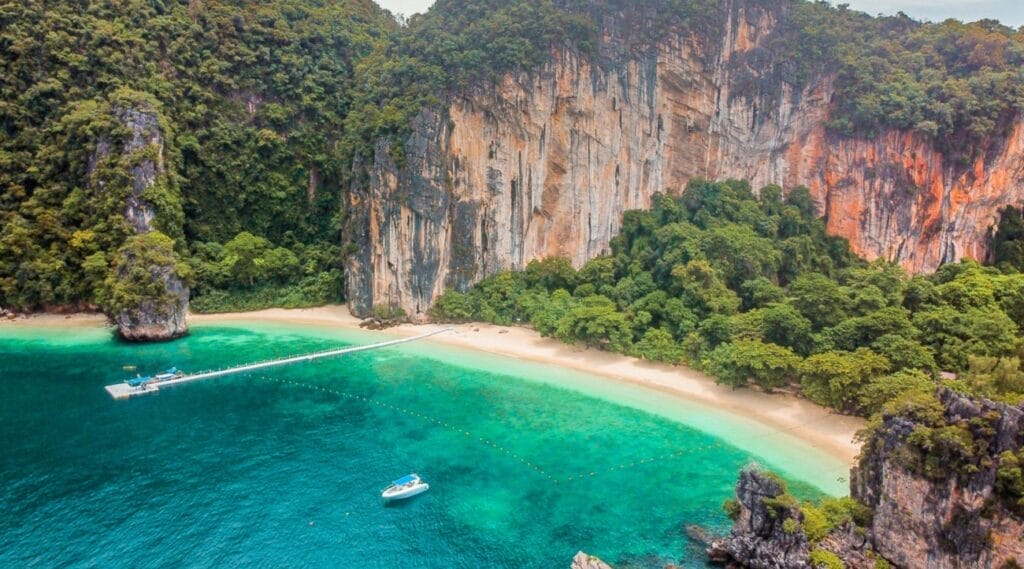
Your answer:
[3,306,864,467]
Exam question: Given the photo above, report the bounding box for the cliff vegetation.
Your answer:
[2,0,1023,318]
[1,0,395,314]
[994,206,1024,272]
[433,179,1024,416]
[347,0,1024,164]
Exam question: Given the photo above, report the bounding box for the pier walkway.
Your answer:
[105,328,453,400]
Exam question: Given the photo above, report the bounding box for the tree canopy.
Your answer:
[0,0,395,313]
[434,178,1024,415]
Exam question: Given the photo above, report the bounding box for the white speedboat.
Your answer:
[381,474,429,501]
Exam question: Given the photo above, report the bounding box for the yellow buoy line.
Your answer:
[254,374,735,485]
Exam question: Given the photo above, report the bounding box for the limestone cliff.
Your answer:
[90,98,189,341]
[707,467,811,569]
[346,0,1024,317]
[710,390,1024,569]
[851,389,1024,569]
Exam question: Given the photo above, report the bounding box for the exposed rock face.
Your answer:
[91,101,189,341]
[709,391,1024,568]
[116,106,164,234]
[111,252,189,342]
[806,127,1024,274]
[570,551,614,569]
[852,389,1024,569]
[347,114,453,318]
[346,0,1024,317]
[707,467,810,569]
[814,522,874,569]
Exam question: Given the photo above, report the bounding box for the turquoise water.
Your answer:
[0,322,840,568]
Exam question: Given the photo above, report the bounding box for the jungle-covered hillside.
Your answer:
[1,0,1022,316]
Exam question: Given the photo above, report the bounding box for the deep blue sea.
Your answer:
[0,321,843,568]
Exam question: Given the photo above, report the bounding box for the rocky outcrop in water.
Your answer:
[346,0,1024,317]
[851,389,1024,569]
[90,95,189,341]
[707,467,810,569]
[709,390,1024,568]
[570,551,614,569]
[110,242,189,342]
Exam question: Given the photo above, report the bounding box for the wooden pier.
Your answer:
[104,328,453,400]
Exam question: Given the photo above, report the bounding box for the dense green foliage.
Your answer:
[188,232,344,313]
[434,179,1024,416]
[993,205,1024,272]
[102,231,192,317]
[763,4,1024,157]
[2,0,1021,315]
[1,87,182,309]
[1,0,394,312]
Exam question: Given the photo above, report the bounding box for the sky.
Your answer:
[374,0,1024,27]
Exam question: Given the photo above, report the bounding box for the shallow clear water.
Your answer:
[0,322,839,568]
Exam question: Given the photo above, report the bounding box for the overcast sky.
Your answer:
[375,0,1024,27]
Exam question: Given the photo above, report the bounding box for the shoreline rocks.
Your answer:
[709,389,1024,568]
[707,467,810,569]
[111,260,189,342]
[852,389,1024,569]
[570,552,614,569]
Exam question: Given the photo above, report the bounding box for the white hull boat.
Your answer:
[382,474,429,501]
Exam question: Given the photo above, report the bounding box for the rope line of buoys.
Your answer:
[256,375,558,481]
[249,372,793,486]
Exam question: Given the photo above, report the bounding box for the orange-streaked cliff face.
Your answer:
[801,124,1024,273]
[345,2,1024,317]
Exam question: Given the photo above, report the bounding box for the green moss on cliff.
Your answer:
[809,549,845,569]
[996,449,1024,515]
